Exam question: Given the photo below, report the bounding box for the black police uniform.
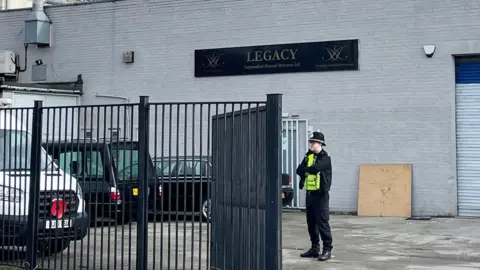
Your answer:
[296,132,333,261]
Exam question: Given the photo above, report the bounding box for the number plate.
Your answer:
[132,188,138,196]
[46,219,72,229]
[281,193,285,199]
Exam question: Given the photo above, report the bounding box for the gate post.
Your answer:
[265,94,283,270]
[26,101,43,270]
[137,96,150,270]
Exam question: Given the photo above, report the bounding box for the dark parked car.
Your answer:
[154,156,294,221]
[153,156,212,221]
[43,139,159,225]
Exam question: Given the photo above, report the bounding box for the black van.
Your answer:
[42,139,158,225]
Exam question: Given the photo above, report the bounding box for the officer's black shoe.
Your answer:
[300,245,320,258]
[318,250,332,261]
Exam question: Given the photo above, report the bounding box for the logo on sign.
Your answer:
[203,53,223,68]
[323,46,347,61]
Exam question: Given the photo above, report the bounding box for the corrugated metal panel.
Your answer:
[281,119,308,208]
[456,59,480,217]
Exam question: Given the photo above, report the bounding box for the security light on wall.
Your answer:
[123,51,135,63]
[423,45,436,58]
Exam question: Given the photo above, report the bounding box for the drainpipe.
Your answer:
[45,0,66,4]
[95,93,130,104]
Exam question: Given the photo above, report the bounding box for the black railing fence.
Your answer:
[0,94,282,270]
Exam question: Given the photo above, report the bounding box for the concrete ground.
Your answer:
[283,211,480,270]
[1,211,480,269]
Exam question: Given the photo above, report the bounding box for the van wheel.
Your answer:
[201,198,211,222]
[38,239,70,257]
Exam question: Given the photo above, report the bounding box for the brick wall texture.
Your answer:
[1,0,480,215]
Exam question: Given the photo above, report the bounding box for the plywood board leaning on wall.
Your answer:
[357,164,412,218]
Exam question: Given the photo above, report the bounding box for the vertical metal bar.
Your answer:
[265,94,283,270]
[198,104,204,270]
[152,104,158,270]
[167,104,173,270]
[175,105,180,270]
[254,103,261,270]
[74,106,81,269]
[99,106,107,270]
[160,104,166,269]
[54,107,64,269]
[284,119,288,190]
[26,100,43,270]
[182,104,187,270]
[93,106,100,270]
[121,105,127,270]
[222,103,227,270]
[295,120,300,208]
[107,106,114,270]
[114,105,120,270]
[14,108,20,263]
[238,103,244,270]
[19,109,29,266]
[1,108,6,265]
[137,96,150,270]
[128,105,134,269]
[6,107,12,264]
[287,120,293,207]
[1,109,5,265]
[62,106,68,269]
[205,103,211,270]
[246,103,252,270]
[230,103,236,270]
[86,106,92,270]
[190,104,195,270]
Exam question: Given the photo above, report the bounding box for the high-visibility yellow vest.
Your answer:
[304,153,320,191]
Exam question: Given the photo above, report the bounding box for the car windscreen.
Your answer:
[111,147,155,182]
[0,129,51,171]
[154,158,212,177]
[57,150,104,178]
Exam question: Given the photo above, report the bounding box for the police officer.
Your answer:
[296,131,333,261]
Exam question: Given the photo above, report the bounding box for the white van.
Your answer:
[0,99,88,256]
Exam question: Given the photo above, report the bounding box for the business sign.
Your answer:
[194,39,358,77]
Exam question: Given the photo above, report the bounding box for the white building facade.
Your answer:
[0,0,32,10]
[0,0,479,216]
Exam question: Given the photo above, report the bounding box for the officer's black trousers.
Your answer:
[305,191,333,251]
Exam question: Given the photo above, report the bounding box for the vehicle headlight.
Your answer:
[0,185,23,203]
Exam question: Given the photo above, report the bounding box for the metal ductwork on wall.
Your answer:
[24,0,51,46]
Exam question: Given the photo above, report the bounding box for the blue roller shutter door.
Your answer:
[456,59,480,217]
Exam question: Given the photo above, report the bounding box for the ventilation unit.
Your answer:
[0,50,16,75]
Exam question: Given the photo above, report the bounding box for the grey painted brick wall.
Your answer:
[1,0,480,215]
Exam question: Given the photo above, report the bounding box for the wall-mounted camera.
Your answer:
[35,59,43,65]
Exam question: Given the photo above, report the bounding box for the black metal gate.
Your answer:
[0,94,282,270]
